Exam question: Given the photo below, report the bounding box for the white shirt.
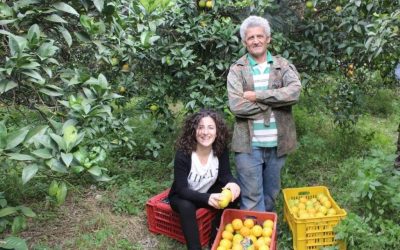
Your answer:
[187,151,219,192]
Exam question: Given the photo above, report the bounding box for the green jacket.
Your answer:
[227,54,302,157]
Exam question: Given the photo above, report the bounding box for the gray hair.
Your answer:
[240,16,271,41]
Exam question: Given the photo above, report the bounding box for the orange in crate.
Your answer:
[211,209,278,250]
[283,186,347,250]
[146,188,217,247]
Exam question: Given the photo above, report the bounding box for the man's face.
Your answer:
[243,26,271,59]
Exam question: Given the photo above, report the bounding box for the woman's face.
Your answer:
[196,116,217,150]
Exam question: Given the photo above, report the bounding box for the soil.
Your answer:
[20,186,160,249]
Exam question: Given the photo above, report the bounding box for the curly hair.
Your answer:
[175,109,230,157]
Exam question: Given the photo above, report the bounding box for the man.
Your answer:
[227,15,301,211]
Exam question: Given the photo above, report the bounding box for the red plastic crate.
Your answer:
[211,209,278,250]
[146,188,217,247]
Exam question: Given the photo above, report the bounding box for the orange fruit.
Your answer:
[243,218,255,229]
[219,239,232,249]
[121,63,129,72]
[251,225,263,237]
[239,226,251,237]
[232,218,243,231]
[232,233,243,245]
[259,245,270,250]
[323,200,332,208]
[232,244,244,250]
[248,235,257,244]
[198,0,206,8]
[264,236,272,246]
[262,227,273,237]
[222,230,234,241]
[225,223,234,233]
[262,219,274,229]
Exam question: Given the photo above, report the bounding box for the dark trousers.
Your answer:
[169,183,239,250]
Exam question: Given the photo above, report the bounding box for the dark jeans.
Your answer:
[169,183,239,250]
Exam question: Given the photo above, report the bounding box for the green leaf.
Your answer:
[0,3,14,17]
[61,152,73,167]
[31,148,52,159]
[94,174,112,182]
[88,166,102,176]
[46,159,68,173]
[6,127,29,150]
[20,61,40,70]
[71,165,84,174]
[0,207,18,217]
[18,206,36,217]
[45,14,68,23]
[74,31,90,42]
[53,2,79,16]
[7,153,36,161]
[140,31,152,47]
[22,164,39,184]
[22,70,45,84]
[9,35,28,56]
[27,24,40,43]
[59,26,72,47]
[56,182,67,205]
[0,19,16,25]
[37,41,58,59]
[0,79,18,94]
[39,87,63,97]
[25,125,48,144]
[92,0,104,12]
[12,216,26,234]
[0,236,28,250]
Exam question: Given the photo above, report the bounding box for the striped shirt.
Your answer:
[248,52,278,147]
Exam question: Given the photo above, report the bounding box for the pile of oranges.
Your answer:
[215,218,274,250]
[287,192,338,219]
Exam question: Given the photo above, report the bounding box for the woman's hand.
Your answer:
[224,182,241,202]
[208,193,222,209]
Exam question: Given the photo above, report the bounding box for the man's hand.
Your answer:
[243,91,256,102]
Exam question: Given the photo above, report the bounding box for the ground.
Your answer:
[20,186,166,250]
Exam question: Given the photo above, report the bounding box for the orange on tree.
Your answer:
[121,63,130,72]
[198,0,206,8]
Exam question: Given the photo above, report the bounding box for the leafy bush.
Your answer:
[334,149,400,249]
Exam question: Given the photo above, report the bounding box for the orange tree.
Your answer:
[277,0,399,127]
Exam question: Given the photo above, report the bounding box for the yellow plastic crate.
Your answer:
[283,186,347,250]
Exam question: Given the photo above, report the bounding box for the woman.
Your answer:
[168,109,241,250]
